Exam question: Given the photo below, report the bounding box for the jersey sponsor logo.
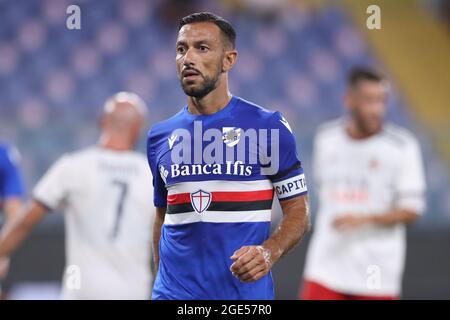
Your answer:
[222,127,241,147]
[168,121,280,175]
[273,174,307,199]
[7,145,21,165]
[190,189,211,214]
[170,161,252,178]
[327,177,369,203]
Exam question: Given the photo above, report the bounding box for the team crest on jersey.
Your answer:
[222,127,241,147]
[190,189,212,214]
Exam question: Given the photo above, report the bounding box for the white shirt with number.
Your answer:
[303,119,426,297]
[33,146,154,300]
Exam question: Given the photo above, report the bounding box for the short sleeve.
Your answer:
[311,132,323,187]
[393,137,426,214]
[265,112,308,201]
[0,145,25,199]
[147,130,168,208]
[33,155,71,211]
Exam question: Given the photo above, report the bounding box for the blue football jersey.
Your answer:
[147,96,307,300]
[0,143,24,206]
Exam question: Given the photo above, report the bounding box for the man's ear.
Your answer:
[222,50,238,72]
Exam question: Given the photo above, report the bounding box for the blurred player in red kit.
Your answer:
[301,67,426,300]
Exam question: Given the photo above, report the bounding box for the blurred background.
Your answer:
[0,0,449,299]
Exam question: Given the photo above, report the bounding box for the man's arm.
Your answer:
[230,112,311,282]
[2,198,23,223]
[230,194,310,282]
[0,197,23,280]
[333,208,419,231]
[263,194,310,261]
[369,209,418,225]
[152,207,166,275]
[0,200,48,257]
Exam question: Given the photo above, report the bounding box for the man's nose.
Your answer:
[182,48,196,67]
[369,102,385,118]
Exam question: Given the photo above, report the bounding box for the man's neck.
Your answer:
[187,81,232,115]
[346,119,380,140]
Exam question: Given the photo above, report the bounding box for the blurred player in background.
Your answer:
[301,67,426,300]
[0,92,155,300]
[0,143,24,298]
[148,12,310,300]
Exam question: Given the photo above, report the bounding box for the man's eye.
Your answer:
[177,47,185,54]
[199,46,209,52]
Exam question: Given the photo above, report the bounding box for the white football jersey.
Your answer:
[304,119,426,296]
[33,146,155,300]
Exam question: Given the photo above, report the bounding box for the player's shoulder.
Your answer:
[148,108,185,142]
[0,142,15,155]
[52,147,93,168]
[60,146,149,168]
[234,96,279,123]
[79,146,147,161]
[315,118,345,139]
[382,123,419,148]
[119,150,149,167]
[0,142,9,158]
[0,143,10,166]
[0,142,21,165]
[54,146,105,166]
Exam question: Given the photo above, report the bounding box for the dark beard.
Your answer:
[353,109,382,136]
[180,73,220,98]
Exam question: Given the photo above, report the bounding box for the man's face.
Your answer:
[346,80,387,135]
[176,22,226,98]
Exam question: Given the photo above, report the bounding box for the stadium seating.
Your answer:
[0,0,448,227]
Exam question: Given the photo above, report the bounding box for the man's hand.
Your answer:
[333,213,369,231]
[230,245,272,283]
[229,195,310,283]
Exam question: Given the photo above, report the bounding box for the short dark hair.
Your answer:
[178,12,236,49]
[348,67,384,88]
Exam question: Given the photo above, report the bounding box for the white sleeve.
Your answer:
[393,137,426,214]
[33,155,72,211]
[312,132,323,188]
